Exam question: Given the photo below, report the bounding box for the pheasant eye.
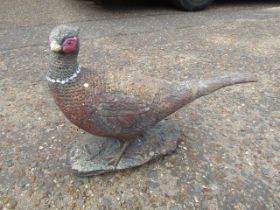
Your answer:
[62,37,77,53]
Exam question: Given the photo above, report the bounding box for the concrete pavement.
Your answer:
[0,0,279,209]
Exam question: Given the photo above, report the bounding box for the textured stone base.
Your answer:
[68,119,181,176]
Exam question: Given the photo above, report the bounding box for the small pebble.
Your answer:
[193,196,199,203]
[192,184,201,193]
[31,162,38,168]
[201,200,208,209]
[169,205,179,210]
[18,178,28,188]
[261,167,270,176]
[147,181,160,189]
[6,198,17,209]
[101,196,112,209]
[149,151,155,156]
[271,144,279,152]
[6,160,13,167]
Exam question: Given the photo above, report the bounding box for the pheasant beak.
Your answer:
[50,40,62,52]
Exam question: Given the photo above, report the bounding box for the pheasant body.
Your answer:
[47,25,257,142]
[48,66,192,140]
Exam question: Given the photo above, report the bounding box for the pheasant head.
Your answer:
[49,25,80,54]
[47,25,81,84]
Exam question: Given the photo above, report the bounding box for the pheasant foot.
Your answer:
[107,141,131,167]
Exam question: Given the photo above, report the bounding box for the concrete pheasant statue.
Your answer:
[47,25,256,166]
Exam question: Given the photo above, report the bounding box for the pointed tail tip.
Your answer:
[188,72,257,101]
[243,73,257,81]
[231,72,258,83]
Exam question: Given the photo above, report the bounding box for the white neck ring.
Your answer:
[46,64,81,84]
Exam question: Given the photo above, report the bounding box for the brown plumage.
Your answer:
[47,25,257,164]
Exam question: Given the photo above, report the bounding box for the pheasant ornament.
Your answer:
[47,25,256,170]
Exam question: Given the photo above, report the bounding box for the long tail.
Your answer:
[189,73,257,101]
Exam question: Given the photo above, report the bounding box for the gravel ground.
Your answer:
[0,0,279,209]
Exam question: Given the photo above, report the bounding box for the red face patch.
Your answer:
[62,37,77,53]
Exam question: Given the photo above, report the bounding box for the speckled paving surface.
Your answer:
[0,0,279,209]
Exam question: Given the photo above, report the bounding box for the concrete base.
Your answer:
[68,119,180,176]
